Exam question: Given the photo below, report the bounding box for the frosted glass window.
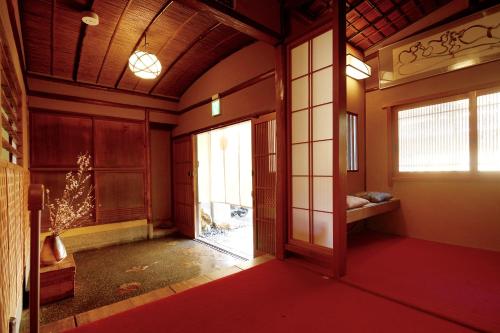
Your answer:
[312,30,332,71]
[291,42,308,79]
[313,104,333,140]
[292,143,309,175]
[347,113,358,171]
[313,211,333,248]
[292,209,309,242]
[292,110,309,143]
[313,177,333,212]
[312,67,332,106]
[291,76,309,111]
[398,99,470,172]
[313,140,332,176]
[478,92,500,171]
[292,177,309,209]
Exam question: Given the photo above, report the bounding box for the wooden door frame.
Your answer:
[192,115,276,258]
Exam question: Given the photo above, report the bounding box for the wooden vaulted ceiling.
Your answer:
[290,0,454,50]
[21,0,254,100]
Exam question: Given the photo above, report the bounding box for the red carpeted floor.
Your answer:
[343,231,500,332]
[70,259,475,333]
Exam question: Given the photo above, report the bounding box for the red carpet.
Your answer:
[344,231,500,332]
[70,260,473,333]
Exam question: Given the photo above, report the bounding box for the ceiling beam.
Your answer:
[114,0,174,88]
[28,72,180,102]
[148,22,221,95]
[51,0,55,75]
[176,0,281,45]
[73,0,94,82]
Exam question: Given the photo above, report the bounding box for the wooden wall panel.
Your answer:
[173,137,194,238]
[30,111,148,227]
[95,171,146,224]
[94,119,145,168]
[30,112,93,167]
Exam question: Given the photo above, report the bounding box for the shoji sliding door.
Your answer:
[289,29,335,251]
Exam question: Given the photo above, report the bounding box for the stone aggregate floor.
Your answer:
[25,236,243,325]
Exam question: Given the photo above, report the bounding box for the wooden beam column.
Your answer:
[332,1,348,278]
[275,44,286,260]
[145,110,152,227]
[29,184,44,333]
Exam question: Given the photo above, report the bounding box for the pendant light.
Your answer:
[128,32,162,79]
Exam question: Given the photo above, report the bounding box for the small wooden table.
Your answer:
[40,254,76,305]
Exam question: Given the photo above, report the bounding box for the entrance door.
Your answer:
[195,121,253,259]
[253,114,277,256]
[173,136,195,238]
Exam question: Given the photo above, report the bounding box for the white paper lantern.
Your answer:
[128,50,162,79]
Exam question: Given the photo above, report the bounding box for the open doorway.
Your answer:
[195,121,253,259]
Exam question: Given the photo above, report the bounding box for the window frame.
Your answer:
[390,86,500,181]
[0,26,23,166]
[347,111,359,172]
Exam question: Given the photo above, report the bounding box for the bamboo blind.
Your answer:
[0,161,29,332]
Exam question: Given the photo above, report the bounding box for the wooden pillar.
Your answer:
[275,44,287,260]
[332,2,348,277]
[29,184,44,333]
[145,109,153,228]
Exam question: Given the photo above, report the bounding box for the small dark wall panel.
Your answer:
[30,113,92,167]
[94,119,145,168]
[95,172,146,224]
[173,137,194,238]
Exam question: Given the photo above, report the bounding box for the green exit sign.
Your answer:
[211,94,220,117]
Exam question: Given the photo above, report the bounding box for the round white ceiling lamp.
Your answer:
[128,33,162,80]
[81,11,99,26]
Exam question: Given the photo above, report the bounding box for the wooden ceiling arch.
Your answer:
[21,0,256,100]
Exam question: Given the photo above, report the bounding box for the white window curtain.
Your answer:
[197,121,252,208]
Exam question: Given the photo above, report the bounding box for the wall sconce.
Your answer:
[346,54,371,80]
[211,94,221,117]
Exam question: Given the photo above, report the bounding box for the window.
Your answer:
[397,98,470,172]
[477,91,500,171]
[394,88,500,175]
[1,29,23,165]
[347,112,358,171]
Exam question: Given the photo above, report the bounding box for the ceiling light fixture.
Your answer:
[128,32,162,80]
[346,54,371,80]
[81,11,99,26]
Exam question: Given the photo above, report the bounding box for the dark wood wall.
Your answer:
[30,110,147,231]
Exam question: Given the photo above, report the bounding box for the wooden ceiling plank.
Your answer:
[177,0,280,45]
[22,0,52,75]
[347,0,415,43]
[168,32,254,97]
[148,22,222,94]
[95,0,134,84]
[113,0,174,88]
